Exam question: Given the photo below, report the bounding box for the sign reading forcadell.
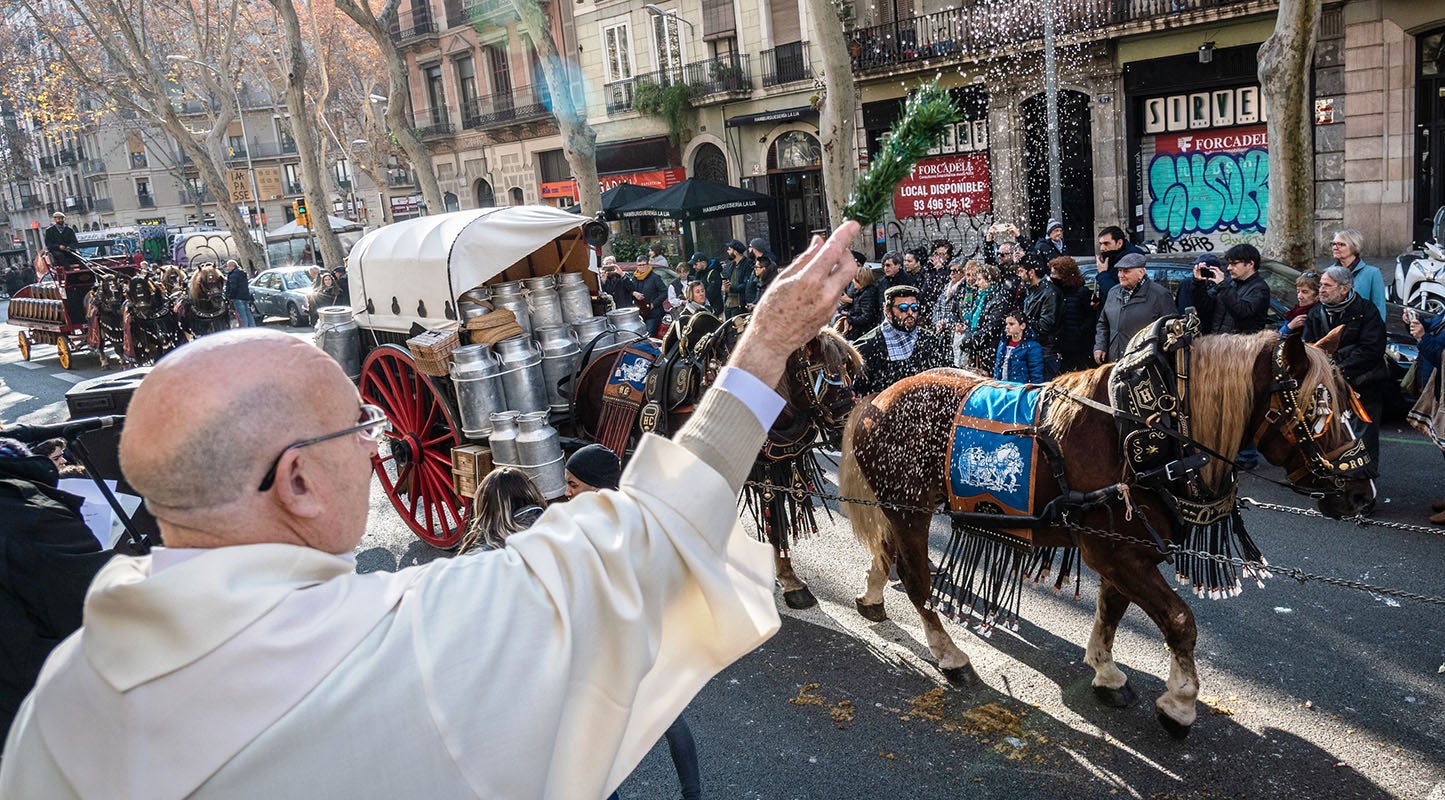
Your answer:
[891,154,992,219]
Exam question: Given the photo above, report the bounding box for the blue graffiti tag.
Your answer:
[1148,148,1269,239]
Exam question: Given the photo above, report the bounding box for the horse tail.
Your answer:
[838,402,892,556]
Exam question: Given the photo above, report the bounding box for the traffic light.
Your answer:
[293,198,310,228]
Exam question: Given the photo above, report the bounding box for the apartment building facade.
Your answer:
[398,0,1443,263]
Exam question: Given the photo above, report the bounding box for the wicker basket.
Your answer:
[406,327,461,361]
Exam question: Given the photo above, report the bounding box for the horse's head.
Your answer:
[781,326,862,450]
[128,275,162,315]
[1251,331,1375,518]
[190,264,224,300]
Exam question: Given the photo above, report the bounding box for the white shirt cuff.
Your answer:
[714,366,785,430]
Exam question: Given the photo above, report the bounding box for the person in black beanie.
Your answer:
[563,443,623,496]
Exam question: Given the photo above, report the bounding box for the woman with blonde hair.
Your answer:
[456,467,546,554]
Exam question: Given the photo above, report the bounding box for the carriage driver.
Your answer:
[43,212,81,268]
[0,221,864,799]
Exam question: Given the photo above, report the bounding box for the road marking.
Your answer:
[13,361,43,370]
[49,373,85,384]
[1380,435,1436,446]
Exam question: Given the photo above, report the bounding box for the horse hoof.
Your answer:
[783,588,817,609]
[941,664,980,688]
[1092,680,1137,708]
[1155,708,1193,740]
[855,599,888,622]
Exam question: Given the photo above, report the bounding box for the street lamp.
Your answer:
[166,55,272,271]
[642,3,694,30]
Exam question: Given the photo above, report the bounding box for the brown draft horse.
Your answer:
[839,329,1375,738]
[179,264,231,339]
[574,314,862,607]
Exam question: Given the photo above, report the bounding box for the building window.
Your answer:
[509,186,524,205]
[485,45,511,97]
[456,55,479,110]
[476,179,495,207]
[603,22,634,83]
[425,64,447,124]
[651,11,684,77]
[284,163,302,194]
[537,149,570,184]
[769,131,821,170]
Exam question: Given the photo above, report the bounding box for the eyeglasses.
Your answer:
[949,269,963,274]
[1330,241,1348,247]
[1227,260,1246,266]
[893,303,921,313]
[257,403,391,492]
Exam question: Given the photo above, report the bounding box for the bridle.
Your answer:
[1251,337,1373,490]
[790,345,856,438]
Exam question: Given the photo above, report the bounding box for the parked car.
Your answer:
[249,266,314,327]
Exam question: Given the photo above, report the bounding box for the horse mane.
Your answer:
[812,325,863,378]
[1042,364,1112,436]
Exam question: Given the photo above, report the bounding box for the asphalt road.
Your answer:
[2,304,1442,799]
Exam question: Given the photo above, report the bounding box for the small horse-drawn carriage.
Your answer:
[341,206,859,598]
[8,254,137,369]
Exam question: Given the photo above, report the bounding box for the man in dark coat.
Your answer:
[1194,243,1271,335]
[900,247,947,321]
[1017,255,1061,377]
[721,240,753,318]
[43,212,81,268]
[624,259,668,335]
[1032,219,1067,261]
[1304,265,1388,484]
[1094,225,1144,302]
[1094,253,1174,363]
[223,259,256,327]
[692,253,723,313]
[853,285,953,397]
[0,437,116,746]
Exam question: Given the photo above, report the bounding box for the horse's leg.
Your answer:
[1085,581,1138,708]
[775,551,816,609]
[1094,555,1199,739]
[854,546,891,622]
[892,513,977,687]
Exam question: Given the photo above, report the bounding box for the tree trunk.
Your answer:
[269,0,347,271]
[1258,0,1319,271]
[511,0,602,217]
[332,0,445,213]
[803,0,858,233]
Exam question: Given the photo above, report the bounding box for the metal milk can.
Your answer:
[488,411,521,467]
[526,276,566,332]
[494,334,549,414]
[606,307,648,339]
[556,272,594,324]
[572,315,612,348]
[450,344,507,439]
[313,306,361,381]
[534,325,582,412]
[515,411,565,499]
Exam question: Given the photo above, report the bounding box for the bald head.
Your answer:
[120,329,354,515]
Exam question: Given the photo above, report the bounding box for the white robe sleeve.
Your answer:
[403,391,779,799]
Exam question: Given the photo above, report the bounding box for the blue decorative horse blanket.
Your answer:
[947,381,1047,540]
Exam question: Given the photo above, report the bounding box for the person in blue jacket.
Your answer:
[993,311,1044,383]
[1330,228,1386,320]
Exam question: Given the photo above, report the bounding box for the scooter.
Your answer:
[1393,206,1445,316]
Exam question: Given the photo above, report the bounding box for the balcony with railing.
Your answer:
[246,139,300,159]
[414,110,455,138]
[182,187,211,205]
[684,54,752,99]
[63,196,82,211]
[137,193,156,209]
[57,149,78,166]
[388,169,415,187]
[851,0,1272,72]
[93,198,114,213]
[761,42,812,87]
[604,68,688,116]
[461,86,551,129]
[452,0,517,28]
[82,158,106,175]
[283,180,303,196]
[391,10,438,44]
[38,156,55,171]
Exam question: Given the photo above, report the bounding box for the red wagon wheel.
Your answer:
[359,344,469,549]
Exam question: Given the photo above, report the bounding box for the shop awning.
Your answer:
[612,178,774,222]
[724,106,818,128]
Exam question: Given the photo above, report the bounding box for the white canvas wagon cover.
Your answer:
[347,205,593,333]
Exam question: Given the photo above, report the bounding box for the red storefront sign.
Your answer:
[1153,124,1267,155]
[540,168,687,201]
[891,154,991,219]
[599,168,686,192]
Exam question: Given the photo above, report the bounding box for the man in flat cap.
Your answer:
[43,212,81,268]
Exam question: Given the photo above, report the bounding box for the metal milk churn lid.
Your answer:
[490,280,525,301]
[606,307,648,339]
[494,334,549,414]
[450,344,506,439]
[526,276,566,332]
[515,410,566,499]
[488,410,521,467]
[556,272,594,324]
[313,306,361,381]
[534,325,581,412]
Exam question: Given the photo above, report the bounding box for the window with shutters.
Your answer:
[701,0,734,39]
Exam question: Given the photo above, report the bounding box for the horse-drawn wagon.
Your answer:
[336,205,859,592]
[8,256,138,369]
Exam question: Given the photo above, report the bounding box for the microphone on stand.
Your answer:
[5,415,124,444]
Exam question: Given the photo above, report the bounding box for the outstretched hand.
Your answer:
[729,221,861,388]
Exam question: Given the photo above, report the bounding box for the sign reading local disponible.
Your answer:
[891,154,992,219]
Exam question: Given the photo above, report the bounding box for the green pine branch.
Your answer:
[843,81,961,225]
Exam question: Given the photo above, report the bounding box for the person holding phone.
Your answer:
[1194,243,1271,335]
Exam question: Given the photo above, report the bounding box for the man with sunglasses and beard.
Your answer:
[1304,265,1386,490]
[1,223,866,800]
[853,285,952,397]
